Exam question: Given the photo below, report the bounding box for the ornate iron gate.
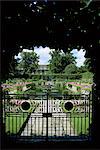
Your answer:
[3,92,92,142]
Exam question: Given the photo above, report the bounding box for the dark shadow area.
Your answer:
[1,1,100,149]
[2,135,95,149]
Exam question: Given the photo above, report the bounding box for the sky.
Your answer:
[71,49,86,67]
[15,47,86,67]
[34,46,52,65]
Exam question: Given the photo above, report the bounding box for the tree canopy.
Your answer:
[84,58,92,72]
[64,63,78,74]
[16,51,39,78]
[1,0,100,79]
[49,50,76,73]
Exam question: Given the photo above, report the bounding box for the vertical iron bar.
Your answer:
[46,91,48,141]
[51,117,52,138]
[1,88,4,145]
[38,117,39,136]
[3,92,6,132]
[7,94,11,134]
[66,114,67,136]
[42,117,43,136]
[12,113,13,134]
[59,117,61,135]
[27,113,28,136]
[59,116,60,136]
[70,113,71,136]
[16,113,17,137]
[31,116,32,136]
[9,95,11,135]
[35,117,36,136]
[62,117,65,136]
[62,117,63,136]
[81,116,82,138]
[23,110,24,136]
[19,112,21,135]
[42,98,43,113]
[77,116,79,136]
[55,117,56,137]
[88,93,91,140]
[74,116,75,135]
[7,94,9,133]
[84,95,86,135]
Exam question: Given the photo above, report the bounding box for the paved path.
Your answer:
[21,113,77,137]
[21,99,77,138]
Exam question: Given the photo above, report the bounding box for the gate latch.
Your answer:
[42,113,52,117]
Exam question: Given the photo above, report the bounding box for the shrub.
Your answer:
[24,90,36,99]
[15,91,24,99]
[26,83,36,90]
[82,71,93,80]
[32,75,41,80]
[17,86,23,92]
[35,87,43,93]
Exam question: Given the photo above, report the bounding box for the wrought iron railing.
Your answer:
[2,92,92,143]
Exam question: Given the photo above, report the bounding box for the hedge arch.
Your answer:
[1,0,100,146]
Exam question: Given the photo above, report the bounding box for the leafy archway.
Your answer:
[1,0,100,147]
[1,1,99,78]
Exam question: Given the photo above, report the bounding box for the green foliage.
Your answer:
[65,74,82,80]
[49,50,76,73]
[16,51,39,78]
[6,78,12,84]
[35,87,43,93]
[2,1,99,80]
[77,86,81,92]
[8,59,18,79]
[25,79,32,82]
[82,71,93,80]
[78,66,88,73]
[55,83,62,93]
[80,0,92,9]
[32,74,41,80]
[26,83,36,90]
[25,89,36,95]
[64,63,78,74]
[63,89,69,95]
[17,86,23,92]
[84,58,92,72]
[15,91,24,99]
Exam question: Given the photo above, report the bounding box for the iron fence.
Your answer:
[2,92,92,142]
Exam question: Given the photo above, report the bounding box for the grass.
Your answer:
[5,102,39,135]
[5,113,28,134]
[60,100,92,135]
[71,113,92,135]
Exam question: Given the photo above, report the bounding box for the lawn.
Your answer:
[5,101,39,135]
[5,113,28,134]
[60,97,92,136]
[71,113,92,135]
